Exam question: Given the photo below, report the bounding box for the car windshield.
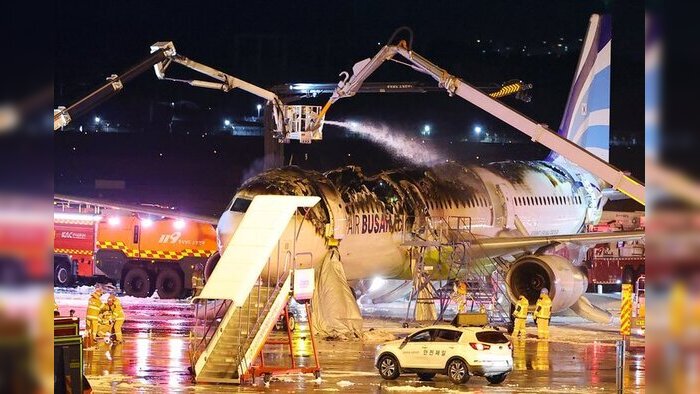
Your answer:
[475,331,509,344]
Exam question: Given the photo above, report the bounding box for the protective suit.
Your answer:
[512,295,529,338]
[534,289,552,339]
[101,295,126,343]
[86,288,104,344]
[452,281,468,313]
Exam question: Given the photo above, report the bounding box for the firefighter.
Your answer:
[86,287,104,345]
[452,280,468,313]
[102,294,126,343]
[512,295,529,338]
[534,288,552,339]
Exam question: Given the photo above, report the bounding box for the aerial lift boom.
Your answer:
[54,42,324,143]
[312,39,645,205]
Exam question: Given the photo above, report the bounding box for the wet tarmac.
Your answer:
[55,287,645,393]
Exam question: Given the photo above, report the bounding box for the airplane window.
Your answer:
[230,198,252,213]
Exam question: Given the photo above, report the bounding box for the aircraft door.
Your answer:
[494,184,513,229]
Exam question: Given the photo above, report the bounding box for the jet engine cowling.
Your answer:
[505,254,587,313]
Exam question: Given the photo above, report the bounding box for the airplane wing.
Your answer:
[471,230,644,259]
[54,194,219,225]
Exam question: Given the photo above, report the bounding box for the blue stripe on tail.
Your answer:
[548,14,612,163]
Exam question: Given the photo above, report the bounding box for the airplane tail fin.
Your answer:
[549,14,612,163]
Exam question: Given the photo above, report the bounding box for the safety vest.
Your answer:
[87,295,102,321]
[513,297,529,319]
[534,295,552,319]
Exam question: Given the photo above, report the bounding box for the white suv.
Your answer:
[375,325,513,384]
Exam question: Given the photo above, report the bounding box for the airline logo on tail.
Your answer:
[552,14,612,163]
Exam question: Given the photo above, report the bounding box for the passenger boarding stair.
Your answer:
[189,195,320,384]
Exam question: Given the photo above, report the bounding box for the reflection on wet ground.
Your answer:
[56,289,644,393]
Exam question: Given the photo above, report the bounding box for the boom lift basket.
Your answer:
[281,105,324,143]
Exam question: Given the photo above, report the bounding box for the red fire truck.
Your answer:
[585,214,645,289]
[54,206,217,298]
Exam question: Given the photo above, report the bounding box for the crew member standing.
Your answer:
[534,288,552,339]
[103,294,126,344]
[452,280,469,313]
[512,295,529,338]
[86,287,104,346]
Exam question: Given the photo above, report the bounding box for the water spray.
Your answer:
[324,120,444,166]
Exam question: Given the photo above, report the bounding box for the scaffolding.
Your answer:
[402,216,512,327]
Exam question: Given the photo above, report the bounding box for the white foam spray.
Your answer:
[324,120,443,166]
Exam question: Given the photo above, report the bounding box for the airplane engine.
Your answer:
[505,254,587,313]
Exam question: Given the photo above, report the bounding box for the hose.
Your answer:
[387,26,414,50]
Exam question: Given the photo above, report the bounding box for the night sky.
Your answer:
[55,0,644,215]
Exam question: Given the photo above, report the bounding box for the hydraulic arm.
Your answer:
[313,40,645,205]
[54,42,324,143]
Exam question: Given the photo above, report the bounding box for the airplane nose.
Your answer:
[216,210,244,253]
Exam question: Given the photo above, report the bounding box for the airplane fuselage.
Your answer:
[217,161,601,281]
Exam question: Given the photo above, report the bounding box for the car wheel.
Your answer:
[123,267,153,297]
[486,373,508,385]
[417,372,436,381]
[446,358,470,384]
[156,268,184,299]
[287,315,296,331]
[377,355,400,380]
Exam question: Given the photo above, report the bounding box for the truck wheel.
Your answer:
[54,261,74,287]
[156,269,184,299]
[123,267,153,297]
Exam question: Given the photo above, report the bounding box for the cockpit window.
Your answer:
[230,198,252,213]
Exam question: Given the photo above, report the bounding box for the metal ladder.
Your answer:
[446,217,512,326]
[402,215,513,327]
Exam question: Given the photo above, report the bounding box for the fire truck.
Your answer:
[54,205,217,298]
[584,212,645,291]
